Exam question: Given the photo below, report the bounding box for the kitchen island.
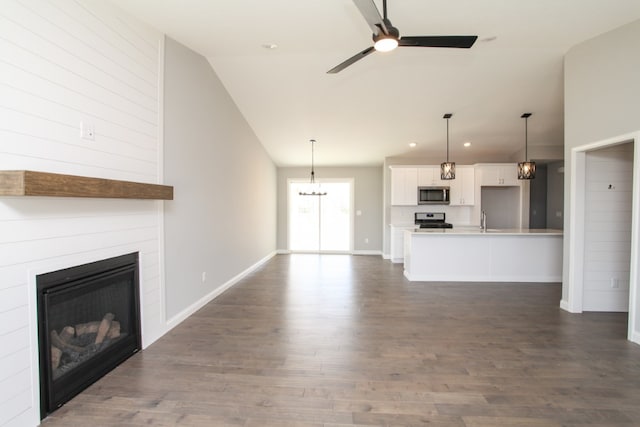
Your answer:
[403,228,563,282]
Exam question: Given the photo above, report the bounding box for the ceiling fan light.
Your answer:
[374,35,398,52]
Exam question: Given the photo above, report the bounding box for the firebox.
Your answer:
[36,252,142,418]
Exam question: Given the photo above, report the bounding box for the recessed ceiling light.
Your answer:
[463,142,471,147]
[409,142,417,148]
[262,43,278,50]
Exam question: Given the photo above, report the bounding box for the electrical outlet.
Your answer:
[201,272,207,283]
[364,238,369,244]
[610,278,619,289]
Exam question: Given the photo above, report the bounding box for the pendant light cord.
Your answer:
[310,139,316,184]
[521,112,532,162]
[446,117,450,162]
[299,139,326,196]
[525,116,528,161]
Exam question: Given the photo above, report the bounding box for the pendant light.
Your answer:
[517,113,536,180]
[299,139,327,196]
[440,113,455,180]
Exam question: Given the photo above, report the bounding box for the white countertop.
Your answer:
[406,227,563,236]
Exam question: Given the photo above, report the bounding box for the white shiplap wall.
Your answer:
[0,1,164,426]
[583,143,633,311]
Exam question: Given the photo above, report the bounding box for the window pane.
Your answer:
[289,182,320,251]
[320,183,350,251]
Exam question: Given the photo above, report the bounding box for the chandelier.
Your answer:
[299,139,327,196]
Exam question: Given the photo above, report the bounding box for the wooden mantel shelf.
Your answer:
[0,170,173,200]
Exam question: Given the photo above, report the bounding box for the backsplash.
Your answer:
[390,205,474,226]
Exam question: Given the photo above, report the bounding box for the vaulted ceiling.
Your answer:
[109,0,640,167]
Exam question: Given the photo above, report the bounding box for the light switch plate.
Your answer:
[80,121,95,140]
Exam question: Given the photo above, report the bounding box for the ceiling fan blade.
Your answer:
[327,46,376,74]
[353,0,388,35]
[399,35,478,48]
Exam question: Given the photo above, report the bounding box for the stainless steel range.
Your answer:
[415,212,453,229]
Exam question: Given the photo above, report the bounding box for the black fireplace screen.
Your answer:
[37,252,141,418]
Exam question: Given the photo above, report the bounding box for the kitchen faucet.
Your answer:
[480,210,487,231]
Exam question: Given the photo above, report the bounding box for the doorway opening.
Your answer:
[528,161,565,229]
[288,179,353,253]
[480,186,521,229]
[566,131,640,344]
[583,143,633,312]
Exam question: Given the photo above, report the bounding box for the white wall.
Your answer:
[583,143,633,311]
[0,1,165,426]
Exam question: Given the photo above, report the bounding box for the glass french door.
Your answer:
[288,180,352,252]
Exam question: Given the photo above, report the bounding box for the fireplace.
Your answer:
[36,252,142,418]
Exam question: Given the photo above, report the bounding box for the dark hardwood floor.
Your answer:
[42,254,640,426]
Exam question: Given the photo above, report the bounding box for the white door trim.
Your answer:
[566,131,640,344]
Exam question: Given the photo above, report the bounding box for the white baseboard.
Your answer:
[352,250,382,256]
[163,251,277,333]
[276,249,382,256]
[559,299,584,313]
[141,328,165,349]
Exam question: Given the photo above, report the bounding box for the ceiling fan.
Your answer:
[327,0,478,73]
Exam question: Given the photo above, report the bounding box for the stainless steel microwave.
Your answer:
[418,186,450,205]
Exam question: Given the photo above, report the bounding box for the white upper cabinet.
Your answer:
[390,167,418,205]
[417,167,446,187]
[477,164,520,186]
[449,166,475,205]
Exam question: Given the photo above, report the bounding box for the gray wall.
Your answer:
[164,37,277,319]
[529,164,548,228]
[481,187,521,229]
[546,161,564,229]
[277,167,383,252]
[528,162,565,230]
[563,19,640,305]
